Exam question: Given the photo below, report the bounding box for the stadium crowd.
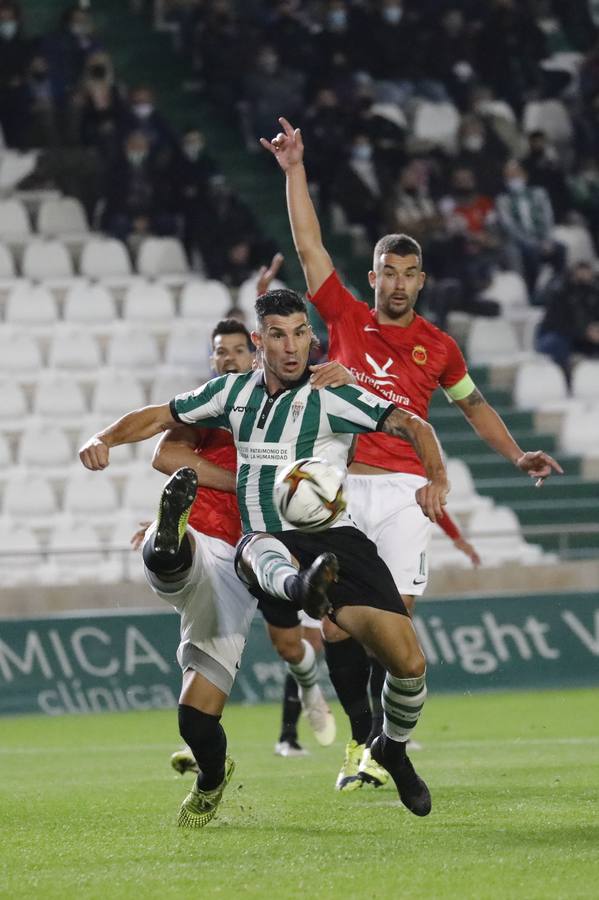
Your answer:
[0,0,277,285]
[3,0,599,381]
[153,0,599,379]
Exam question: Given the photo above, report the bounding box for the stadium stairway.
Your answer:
[430,365,599,559]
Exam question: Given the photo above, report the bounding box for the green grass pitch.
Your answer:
[1,688,598,899]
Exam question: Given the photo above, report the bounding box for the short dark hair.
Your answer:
[373,233,422,269]
[211,318,253,351]
[255,289,307,326]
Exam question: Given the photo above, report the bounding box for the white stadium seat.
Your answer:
[237,274,284,315]
[136,236,189,282]
[21,239,75,280]
[481,270,529,309]
[63,469,120,518]
[105,327,161,370]
[571,360,599,403]
[79,237,133,280]
[63,282,117,325]
[39,521,107,585]
[5,283,58,327]
[551,225,596,267]
[122,468,168,519]
[0,376,28,427]
[0,198,31,241]
[466,317,519,366]
[179,279,232,321]
[33,371,88,422]
[3,473,58,524]
[0,151,37,191]
[468,505,529,565]
[513,359,568,411]
[92,371,146,418]
[37,196,88,237]
[163,324,212,377]
[149,369,200,404]
[444,459,492,515]
[122,280,176,325]
[522,99,573,148]
[0,432,11,468]
[412,101,460,153]
[0,242,16,277]
[0,521,41,587]
[47,326,102,373]
[0,328,43,375]
[560,403,599,456]
[18,422,73,470]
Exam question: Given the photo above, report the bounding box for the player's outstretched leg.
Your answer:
[370,671,430,816]
[177,705,234,828]
[143,467,197,577]
[240,534,339,619]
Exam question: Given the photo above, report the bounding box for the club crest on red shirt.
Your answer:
[412,344,427,366]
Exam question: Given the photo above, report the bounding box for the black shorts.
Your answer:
[236,526,408,628]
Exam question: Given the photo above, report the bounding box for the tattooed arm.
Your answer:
[381,408,449,522]
[454,388,563,485]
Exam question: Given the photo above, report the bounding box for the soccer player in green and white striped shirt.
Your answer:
[80,287,449,818]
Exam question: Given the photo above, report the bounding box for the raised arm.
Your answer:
[260,116,334,295]
[454,388,563,485]
[152,425,236,493]
[381,408,449,523]
[79,403,176,470]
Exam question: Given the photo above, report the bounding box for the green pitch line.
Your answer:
[0,688,598,900]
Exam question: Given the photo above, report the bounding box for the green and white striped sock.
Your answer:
[247,537,297,601]
[287,639,318,691]
[382,672,427,742]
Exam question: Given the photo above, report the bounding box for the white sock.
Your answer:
[247,536,297,600]
[288,639,318,690]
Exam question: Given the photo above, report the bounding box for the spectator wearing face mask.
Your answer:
[496,158,566,297]
[100,130,178,245]
[42,5,101,114]
[522,129,569,222]
[454,115,508,197]
[118,84,176,163]
[568,157,599,246]
[535,261,599,385]
[171,127,218,257]
[330,132,391,242]
[77,51,126,159]
[242,45,305,143]
[0,1,34,148]
[362,1,447,106]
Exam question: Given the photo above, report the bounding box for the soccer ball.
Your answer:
[274,457,346,532]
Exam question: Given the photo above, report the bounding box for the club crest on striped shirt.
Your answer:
[291,400,305,423]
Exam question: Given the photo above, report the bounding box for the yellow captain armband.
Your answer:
[443,374,477,403]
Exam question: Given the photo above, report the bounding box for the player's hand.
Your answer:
[515,450,564,487]
[260,117,304,171]
[256,252,284,295]
[79,434,110,470]
[453,536,481,567]
[309,361,356,390]
[130,521,151,551]
[415,478,449,523]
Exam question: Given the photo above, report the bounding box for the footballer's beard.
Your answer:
[380,290,417,319]
[265,356,310,389]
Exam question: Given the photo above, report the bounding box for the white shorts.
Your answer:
[299,611,322,629]
[346,473,432,596]
[143,524,257,695]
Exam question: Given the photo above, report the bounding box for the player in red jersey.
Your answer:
[262,117,563,790]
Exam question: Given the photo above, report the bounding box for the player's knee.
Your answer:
[321,617,347,643]
[270,627,303,664]
[401,646,426,679]
[178,703,223,750]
